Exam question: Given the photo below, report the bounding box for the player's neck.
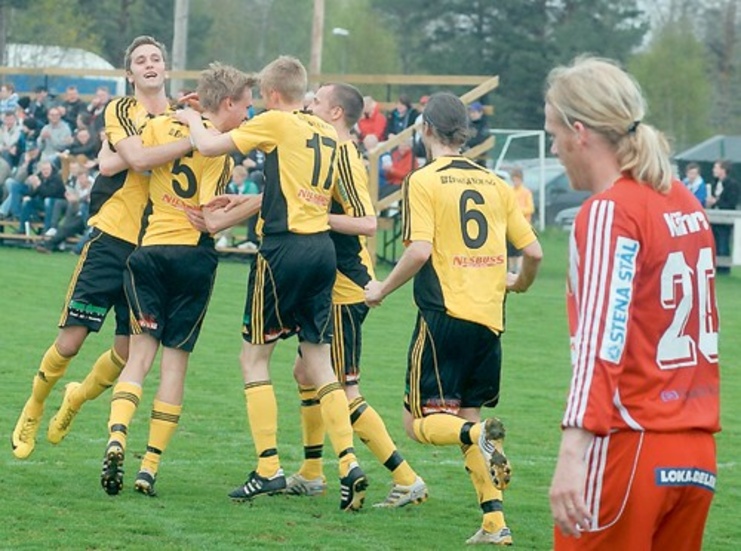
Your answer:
[135,88,169,115]
[428,142,460,159]
[585,155,622,194]
[202,111,228,133]
[335,126,352,142]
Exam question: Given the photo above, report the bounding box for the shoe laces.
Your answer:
[18,417,40,442]
[57,406,77,430]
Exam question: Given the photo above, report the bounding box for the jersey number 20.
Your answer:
[657,247,718,369]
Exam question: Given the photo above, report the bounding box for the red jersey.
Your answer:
[564,176,720,436]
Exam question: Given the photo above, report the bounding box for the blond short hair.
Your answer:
[197,62,256,112]
[258,56,307,104]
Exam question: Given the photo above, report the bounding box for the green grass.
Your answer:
[1,230,740,550]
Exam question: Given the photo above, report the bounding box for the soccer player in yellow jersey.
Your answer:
[99,63,256,497]
[11,36,192,460]
[365,93,543,545]
[284,82,428,507]
[175,56,367,510]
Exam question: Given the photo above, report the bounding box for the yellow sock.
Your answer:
[350,397,416,486]
[317,382,356,476]
[462,444,506,532]
[108,381,142,450]
[245,381,280,478]
[27,344,73,416]
[70,347,125,409]
[140,399,182,475]
[412,414,480,446]
[297,385,325,480]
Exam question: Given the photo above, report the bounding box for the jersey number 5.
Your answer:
[657,247,718,369]
[172,153,197,199]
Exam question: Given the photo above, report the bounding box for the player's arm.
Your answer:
[549,427,594,538]
[365,240,431,306]
[175,108,237,157]
[202,194,263,234]
[97,141,129,176]
[329,213,377,236]
[115,133,192,173]
[507,238,542,293]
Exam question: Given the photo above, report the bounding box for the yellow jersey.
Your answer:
[331,141,376,304]
[139,115,232,246]
[229,110,338,236]
[403,156,536,332]
[88,97,170,244]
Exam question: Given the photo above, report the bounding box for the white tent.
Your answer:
[5,43,126,96]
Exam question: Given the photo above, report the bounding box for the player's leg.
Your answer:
[286,355,327,496]
[11,325,88,459]
[134,346,189,497]
[333,303,425,507]
[46,231,135,445]
[300,340,367,511]
[101,332,159,495]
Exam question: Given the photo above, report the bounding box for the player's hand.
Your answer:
[204,194,247,212]
[549,451,592,538]
[185,205,208,233]
[174,107,201,126]
[177,92,202,112]
[506,272,523,293]
[364,280,385,307]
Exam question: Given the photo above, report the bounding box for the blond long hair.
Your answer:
[545,56,672,193]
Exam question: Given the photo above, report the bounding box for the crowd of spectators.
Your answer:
[0,82,108,253]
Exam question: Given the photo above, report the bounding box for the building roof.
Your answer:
[674,135,741,163]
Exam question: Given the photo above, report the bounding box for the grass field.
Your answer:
[1,230,740,550]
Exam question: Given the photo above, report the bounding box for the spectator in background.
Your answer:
[28,85,51,125]
[682,162,707,207]
[60,85,85,129]
[707,159,739,274]
[465,101,491,166]
[412,95,428,163]
[358,95,387,141]
[380,136,417,198]
[38,107,73,165]
[386,94,419,137]
[18,160,65,234]
[361,133,393,200]
[0,82,20,114]
[87,85,111,136]
[0,142,40,219]
[0,110,23,169]
[507,167,535,274]
[36,164,93,252]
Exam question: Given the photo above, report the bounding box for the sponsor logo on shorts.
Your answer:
[69,300,106,323]
[452,254,504,268]
[599,236,639,364]
[655,467,716,492]
[138,315,158,331]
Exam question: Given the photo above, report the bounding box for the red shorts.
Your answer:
[554,430,716,551]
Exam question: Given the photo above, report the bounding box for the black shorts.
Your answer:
[404,309,502,417]
[59,228,134,335]
[124,244,218,352]
[243,232,336,345]
[331,302,369,385]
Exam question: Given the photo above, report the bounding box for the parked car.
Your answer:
[554,205,581,231]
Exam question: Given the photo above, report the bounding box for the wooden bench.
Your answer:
[705,209,741,267]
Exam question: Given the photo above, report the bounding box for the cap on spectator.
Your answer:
[469,101,484,112]
[419,95,430,105]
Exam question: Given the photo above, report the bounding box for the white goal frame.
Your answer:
[490,129,548,230]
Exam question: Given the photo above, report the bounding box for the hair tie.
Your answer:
[627,120,641,134]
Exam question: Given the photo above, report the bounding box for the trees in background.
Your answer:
[0,0,740,143]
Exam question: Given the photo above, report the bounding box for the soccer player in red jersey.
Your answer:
[545,57,720,551]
